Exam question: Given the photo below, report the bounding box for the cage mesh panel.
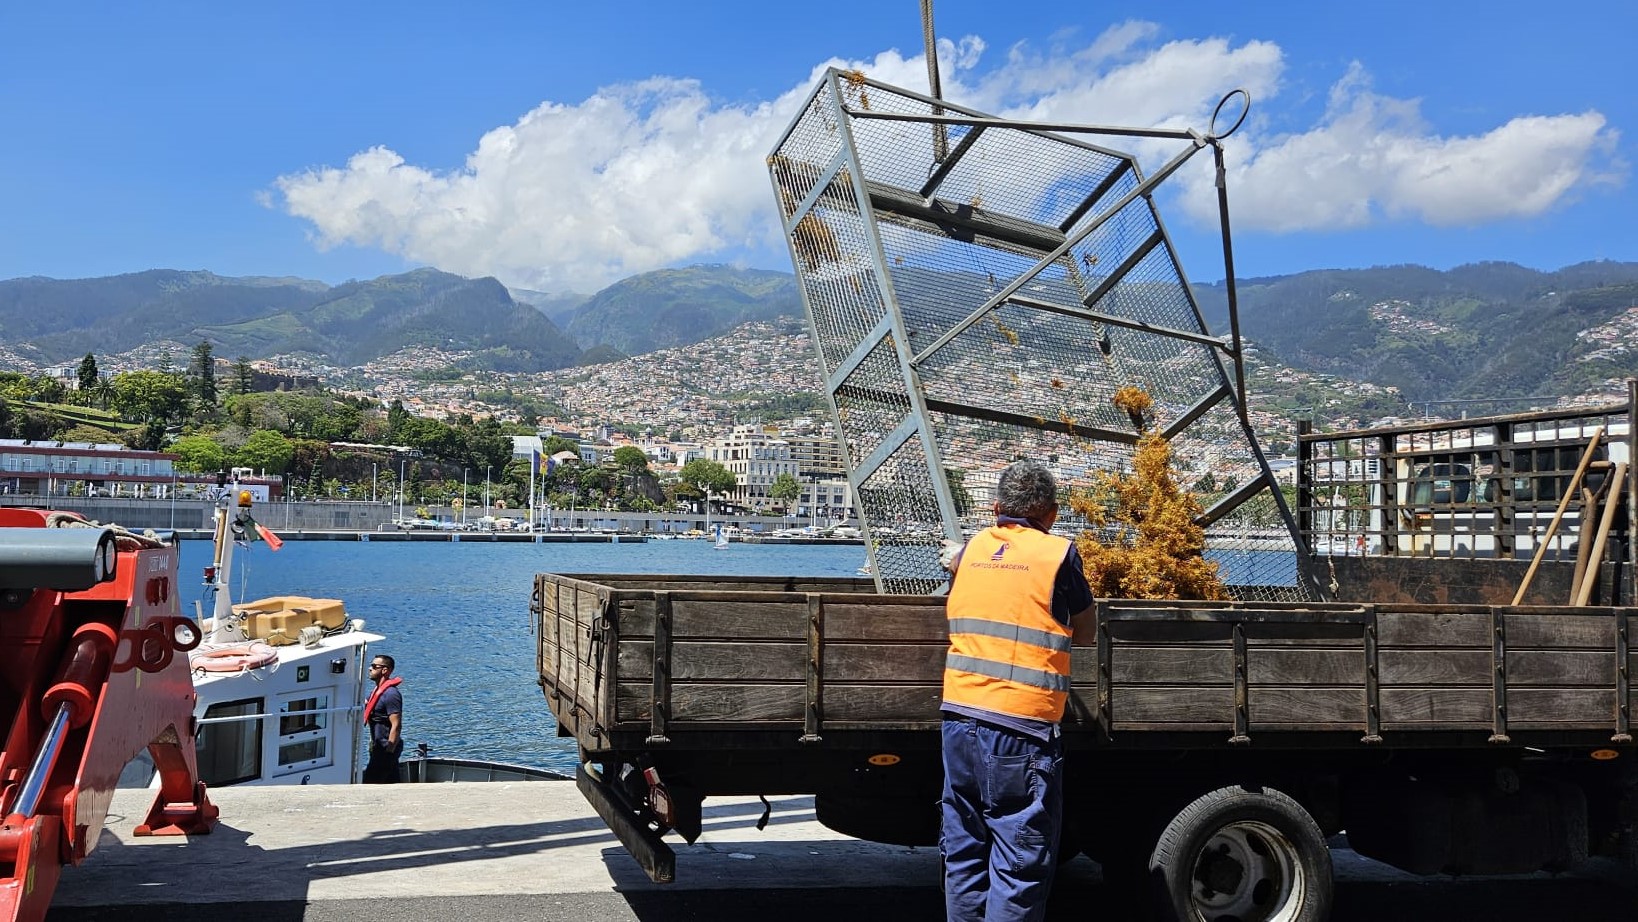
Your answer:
[833,337,913,469]
[859,438,950,594]
[772,71,1305,597]
[784,174,888,375]
[834,78,1129,233]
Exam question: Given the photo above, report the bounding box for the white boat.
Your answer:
[185,483,383,786]
[714,523,730,550]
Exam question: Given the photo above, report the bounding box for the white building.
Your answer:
[708,424,798,512]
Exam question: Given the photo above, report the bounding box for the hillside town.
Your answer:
[0,310,1428,526]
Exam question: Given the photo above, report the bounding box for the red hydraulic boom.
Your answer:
[0,509,218,922]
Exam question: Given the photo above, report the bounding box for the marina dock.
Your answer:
[47,784,1635,921]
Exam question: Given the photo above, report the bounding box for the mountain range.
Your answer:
[3,260,1637,406]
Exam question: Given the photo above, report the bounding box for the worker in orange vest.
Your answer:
[940,460,1094,921]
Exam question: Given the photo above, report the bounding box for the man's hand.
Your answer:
[939,538,963,572]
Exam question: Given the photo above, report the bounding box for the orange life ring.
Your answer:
[190,642,278,674]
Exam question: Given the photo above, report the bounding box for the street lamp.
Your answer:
[397,458,407,525]
[461,468,469,525]
[484,464,492,517]
[372,462,378,504]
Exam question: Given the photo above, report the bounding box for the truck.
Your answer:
[536,571,1638,920]
[534,71,1638,920]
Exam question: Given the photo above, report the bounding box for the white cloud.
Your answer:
[1175,62,1620,231]
[271,24,1621,292]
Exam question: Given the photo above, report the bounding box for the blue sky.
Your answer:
[1,1,1632,293]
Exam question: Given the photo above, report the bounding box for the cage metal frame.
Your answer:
[768,68,1322,600]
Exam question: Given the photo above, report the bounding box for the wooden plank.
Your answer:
[803,594,824,742]
[1110,686,1234,723]
[568,612,602,721]
[827,643,947,682]
[675,599,808,639]
[618,641,807,681]
[823,599,951,641]
[614,683,948,724]
[1246,649,1364,686]
[1380,688,1491,724]
[1506,650,1615,686]
[1249,687,1365,725]
[827,685,944,721]
[1505,613,1616,649]
[1509,688,1617,725]
[617,682,805,723]
[1109,646,1233,684]
[556,573,874,594]
[1378,650,1492,685]
[1105,622,1234,643]
[1240,624,1369,642]
[1377,610,1491,646]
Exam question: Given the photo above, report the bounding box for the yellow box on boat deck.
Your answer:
[232,596,349,645]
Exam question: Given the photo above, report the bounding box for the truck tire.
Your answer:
[1148,784,1331,922]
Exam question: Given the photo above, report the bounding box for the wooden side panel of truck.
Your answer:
[538,573,1634,746]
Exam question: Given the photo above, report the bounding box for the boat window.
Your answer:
[274,690,333,776]
[196,697,263,786]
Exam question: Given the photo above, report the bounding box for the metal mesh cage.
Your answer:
[769,70,1317,600]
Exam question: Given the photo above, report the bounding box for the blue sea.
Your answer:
[177,539,865,776]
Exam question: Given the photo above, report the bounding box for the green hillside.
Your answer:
[564,265,802,355]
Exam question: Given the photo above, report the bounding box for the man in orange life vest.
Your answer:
[940,460,1094,921]
[362,654,403,783]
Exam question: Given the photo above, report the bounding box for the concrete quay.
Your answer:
[47,783,1638,921]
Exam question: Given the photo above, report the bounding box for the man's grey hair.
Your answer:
[996,460,1059,520]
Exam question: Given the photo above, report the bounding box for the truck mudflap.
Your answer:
[576,763,675,884]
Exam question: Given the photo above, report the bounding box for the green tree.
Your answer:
[679,458,736,499]
[124,419,167,452]
[770,472,801,510]
[170,434,227,473]
[237,429,295,475]
[466,417,513,473]
[91,377,115,410]
[612,446,649,472]
[32,376,66,404]
[110,370,188,423]
[542,435,579,457]
[191,341,217,406]
[386,400,410,440]
[76,353,99,394]
[232,357,254,397]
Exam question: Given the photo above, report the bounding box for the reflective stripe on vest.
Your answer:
[942,525,1073,722]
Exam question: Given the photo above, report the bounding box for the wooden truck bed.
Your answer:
[535,573,1636,752]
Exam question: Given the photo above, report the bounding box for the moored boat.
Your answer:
[182,480,383,786]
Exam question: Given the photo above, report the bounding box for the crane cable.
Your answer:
[920,0,949,162]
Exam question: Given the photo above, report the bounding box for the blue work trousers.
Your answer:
[940,715,1064,922]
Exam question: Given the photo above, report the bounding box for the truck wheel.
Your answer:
[1148,785,1331,922]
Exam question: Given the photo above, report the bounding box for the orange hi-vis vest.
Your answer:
[942,524,1074,723]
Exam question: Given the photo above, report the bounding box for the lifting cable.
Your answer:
[920,0,949,162]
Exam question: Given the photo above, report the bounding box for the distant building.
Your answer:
[708,424,797,512]
[0,440,179,498]
[781,430,854,522]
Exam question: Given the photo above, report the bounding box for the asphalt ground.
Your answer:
[47,783,1638,921]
